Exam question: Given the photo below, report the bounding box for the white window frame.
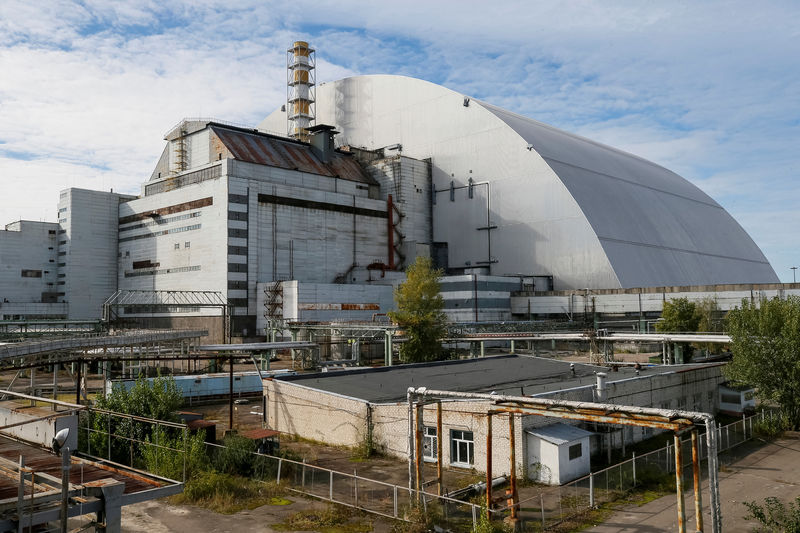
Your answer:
[450,429,474,467]
[423,426,437,462]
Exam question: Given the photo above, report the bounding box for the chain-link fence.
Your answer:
[499,410,767,530]
[75,407,768,530]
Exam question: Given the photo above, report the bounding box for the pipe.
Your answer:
[408,387,723,533]
[407,387,414,494]
[387,195,395,270]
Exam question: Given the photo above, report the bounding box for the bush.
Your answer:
[177,471,286,514]
[752,411,791,440]
[743,496,800,532]
[142,426,209,481]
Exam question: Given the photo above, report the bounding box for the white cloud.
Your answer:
[1,0,799,279]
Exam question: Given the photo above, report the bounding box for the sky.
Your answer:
[1,1,799,280]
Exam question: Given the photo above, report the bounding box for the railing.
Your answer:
[76,408,768,530]
[497,410,767,529]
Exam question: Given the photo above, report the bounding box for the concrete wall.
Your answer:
[0,405,78,451]
[59,189,134,319]
[264,379,369,447]
[0,221,60,316]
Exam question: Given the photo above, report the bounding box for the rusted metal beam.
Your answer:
[486,412,492,521]
[436,402,443,497]
[491,404,692,431]
[508,414,518,521]
[415,403,423,500]
[675,433,686,533]
[692,430,704,532]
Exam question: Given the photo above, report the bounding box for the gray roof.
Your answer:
[481,102,778,288]
[276,355,686,403]
[525,423,594,445]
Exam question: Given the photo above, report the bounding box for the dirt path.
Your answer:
[587,432,800,532]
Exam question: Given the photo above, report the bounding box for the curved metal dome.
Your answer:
[260,75,777,289]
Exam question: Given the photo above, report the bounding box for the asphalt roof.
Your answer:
[275,355,704,403]
[525,423,594,445]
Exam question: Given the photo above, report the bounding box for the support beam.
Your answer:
[692,430,704,532]
[675,433,686,533]
[508,414,518,522]
[486,412,492,520]
[414,403,423,500]
[436,402,443,497]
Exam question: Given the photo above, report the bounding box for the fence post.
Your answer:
[742,414,746,439]
[632,452,636,486]
[301,459,306,488]
[354,470,358,507]
[472,504,477,530]
[726,426,730,449]
[329,470,333,501]
[277,458,283,483]
[589,473,594,508]
[540,493,545,528]
[182,426,187,483]
[394,486,398,518]
[665,442,670,472]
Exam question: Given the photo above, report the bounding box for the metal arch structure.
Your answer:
[102,290,232,342]
[407,387,721,533]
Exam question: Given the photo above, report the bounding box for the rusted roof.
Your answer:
[187,419,216,430]
[0,436,161,499]
[210,125,375,185]
[239,428,280,440]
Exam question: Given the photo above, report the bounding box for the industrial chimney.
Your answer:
[287,41,316,142]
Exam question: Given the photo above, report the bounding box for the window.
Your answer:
[185,241,190,248]
[450,430,474,467]
[174,243,180,250]
[423,426,437,462]
[568,443,582,460]
[21,270,42,278]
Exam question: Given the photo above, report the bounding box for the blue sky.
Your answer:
[1,1,799,280]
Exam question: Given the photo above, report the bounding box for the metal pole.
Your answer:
[229,354,234,430]
[60,447,71,533]
[415,403,423,499]
[692,430,704,532]
[436,402,443,497]
[407,389,414,493]
[675,433,686,533]
[75,362,81,405]
[705,418,722,533]
[508,414,518,521]
[632,451,637,486]
[589,472,594,508]
[486,412,492,521]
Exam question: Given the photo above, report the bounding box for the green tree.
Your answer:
[695,296,723,353]
[726,296,800,429]
[656,297,701,333]
[388,256,447,363]
[88,375,183,463]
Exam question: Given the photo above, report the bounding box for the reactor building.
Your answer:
[0,46,779,332]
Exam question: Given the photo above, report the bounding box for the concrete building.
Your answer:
[263,355,725,484]
[0,221,63,319]
[262,75,778,289]
[0,73,782,328]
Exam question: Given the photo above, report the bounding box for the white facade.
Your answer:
[0,221,62,319]
[261,75,777,289]
[58,188,133,319]
[525,424,592,485]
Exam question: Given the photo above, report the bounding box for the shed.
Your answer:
[525,423,593,485]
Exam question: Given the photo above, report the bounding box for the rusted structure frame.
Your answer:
[408,388,721,533]
[675,433,686,533]
[692,430,704,532]
[436,402,443,497]
[485,412,492,519]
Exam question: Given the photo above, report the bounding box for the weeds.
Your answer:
[171,471,287,514]
[277,504,372,533]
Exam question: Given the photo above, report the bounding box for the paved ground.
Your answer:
[588,432,800,532]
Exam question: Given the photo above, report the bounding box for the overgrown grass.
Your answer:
[275,504,372,533]
[170,471,289,514]
[752,411,790,440]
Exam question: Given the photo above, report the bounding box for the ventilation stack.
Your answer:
[287,41,316,142]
